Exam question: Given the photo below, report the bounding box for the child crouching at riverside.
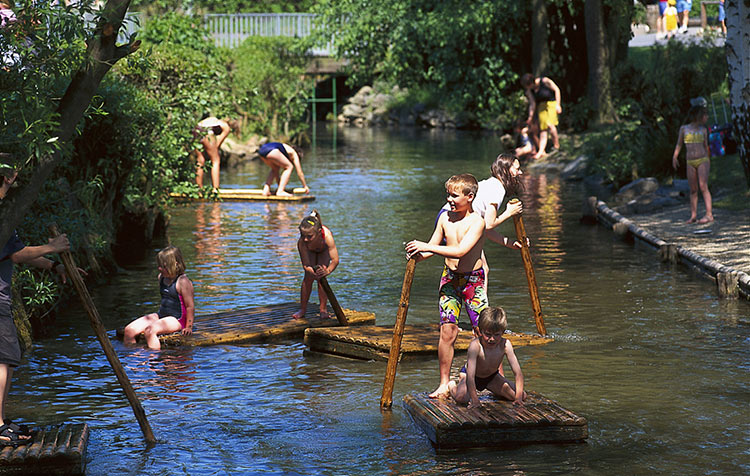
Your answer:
[449,306,526,408]
[405,174,487,399]
[123,246,195,350]
[293,210,339,319]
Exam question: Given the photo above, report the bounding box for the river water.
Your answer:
[11,126,749,475]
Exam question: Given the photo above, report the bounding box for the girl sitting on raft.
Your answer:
[293,210,339,319]
[123,246,195,350]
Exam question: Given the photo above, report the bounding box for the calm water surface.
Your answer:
[11,126,750,475]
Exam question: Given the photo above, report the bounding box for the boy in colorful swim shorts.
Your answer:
[449,306,526,408]
[405,174,488,399]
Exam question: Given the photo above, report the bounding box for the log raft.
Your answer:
[403,392,587,451]
[117,302,375,347]
[304,325,553,361]
[0,423,89,475]
[169,187,314,202]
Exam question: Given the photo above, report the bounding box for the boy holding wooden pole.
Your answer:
[405,173,488,399]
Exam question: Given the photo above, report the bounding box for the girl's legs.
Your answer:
[263,150,294,196]
[548,123,560,149]
[696,161,713,223]
[123,313,160,345]
[142,316,183,350]
[202,136,221,189]
[262,160,280,196]
[686,165,699,223]
[534,130,549,159]
[314,248,332,318]
[194,150,206,188]
[293,272,315,319]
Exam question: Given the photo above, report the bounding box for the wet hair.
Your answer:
[520,73,534,88]
[291,144,304,160]
[445,174,478,197]
[478,307,507,334]
[156,245,186,278]
[687,105,708,124]
[490,153,523,196]
[299,209,322,233]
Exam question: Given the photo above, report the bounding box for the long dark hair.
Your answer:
[490,153,523,195]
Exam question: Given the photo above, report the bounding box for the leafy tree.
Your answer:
[726,0,750,188]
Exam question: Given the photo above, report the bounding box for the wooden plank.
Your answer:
[169,188,314,202]
[305,325,553,361]
[0,424,89,475]
[118,302,375,347]
[403,392,587,451]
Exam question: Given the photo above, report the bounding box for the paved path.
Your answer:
[628,25,725,48]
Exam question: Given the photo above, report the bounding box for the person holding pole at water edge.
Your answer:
[449,306,526,408]
[193,115,239,190]
[257,142,310,197]
[405,174,488,399]
[520,73,562,160]
[0,167,85,446]
[293,210,339,320]
[123,245,195,350]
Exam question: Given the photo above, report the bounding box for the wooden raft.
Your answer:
[119,302,375,347]
[0,424,89,476]
[169,187,314,202]
[304,325,553,361]
[403,392,587,451]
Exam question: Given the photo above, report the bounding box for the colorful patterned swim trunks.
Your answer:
[438,266,488,329]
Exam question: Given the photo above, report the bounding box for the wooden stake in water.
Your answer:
[319,277,348,325]
[509,200,548,336]
[49,224,157,445]
[380,257,417,409]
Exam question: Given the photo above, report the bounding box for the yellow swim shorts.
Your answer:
[686,156,710,168]
[537,101,559,131]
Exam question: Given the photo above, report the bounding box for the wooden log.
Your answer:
[380,258,417,409]
[717,271,739,299]
[659,243,678,263]
[49,225,156,445]
[318,277,348,325]
[509,200,547,336]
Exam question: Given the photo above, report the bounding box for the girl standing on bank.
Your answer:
[672,99,713,224]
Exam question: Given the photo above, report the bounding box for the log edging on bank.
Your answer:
[589,198,750,300]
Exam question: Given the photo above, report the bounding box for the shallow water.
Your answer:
[10,125,750,475]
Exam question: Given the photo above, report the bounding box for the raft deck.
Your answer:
[118,302,375,347]
[404,392,587,451]
[170,187,314,202]
[0,423,89,475]
[304,325,553,361]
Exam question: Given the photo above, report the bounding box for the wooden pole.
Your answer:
[380,257,416,409]
[49,225,156,445]
[509,200,547,336]
[319,277,348,325]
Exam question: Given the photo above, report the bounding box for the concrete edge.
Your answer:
[588,198,750,300]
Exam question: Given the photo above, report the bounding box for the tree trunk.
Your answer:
[531,0,549,75]
[584,0,616,125]
[725,0,750,188]
[0,0,138,247]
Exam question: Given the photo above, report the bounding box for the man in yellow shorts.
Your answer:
[520,73,562,160]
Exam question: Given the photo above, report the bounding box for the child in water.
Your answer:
[672,97,713,225]
[123,246,195,350]
[293,210,339,319]
[449,306,526,408]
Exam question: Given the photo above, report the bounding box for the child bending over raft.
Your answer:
[449,306,526,408]
[123,246,195,350]
[293,210,339,319]
[405,174,488,399]
[257,142,309,197]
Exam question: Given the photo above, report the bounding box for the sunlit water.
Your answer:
[10,125,749,475]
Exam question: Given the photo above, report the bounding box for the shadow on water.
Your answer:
[9,123,749,475]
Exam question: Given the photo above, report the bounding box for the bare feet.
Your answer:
[697,216,714,225]
[276,190,293,197]
[686,217,697,224]
[319,310,330,319]
[428,383,451,399]
[292,310,306,319]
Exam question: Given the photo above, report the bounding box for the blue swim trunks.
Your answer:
[676,0,692,13]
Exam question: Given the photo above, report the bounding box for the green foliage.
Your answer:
[576,41,728,187]
[15,269,58,310]
[310,0,526,129]
[230,36,311,138]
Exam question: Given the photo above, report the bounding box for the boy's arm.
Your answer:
[407,216,484,259]
[525,90,537,124]
[504,340,525,405]
[10,234,69,264]
[405,215,446,261]
[484,200,522,230]
[177,276,195,335]
[465,340,481,408]
[672,127,684,169]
